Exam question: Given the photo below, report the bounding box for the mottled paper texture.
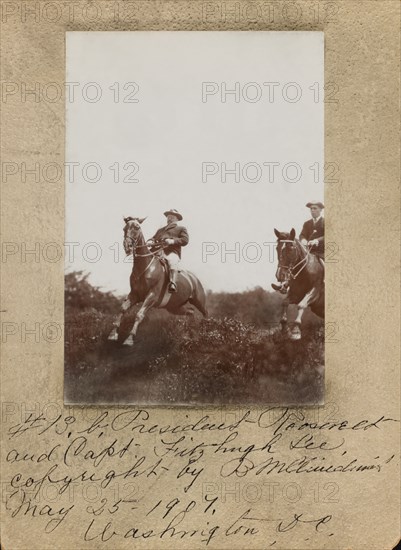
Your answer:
[1,1,400,549]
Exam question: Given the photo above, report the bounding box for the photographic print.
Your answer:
[64,31,324,405]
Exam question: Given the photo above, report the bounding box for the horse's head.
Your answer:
[274,228,298,282]
[123,216,147,256]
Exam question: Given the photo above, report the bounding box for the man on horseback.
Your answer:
[147,209,189,293]
[110,213,205,344]
[299,201,325,266]
[272,201,325,292]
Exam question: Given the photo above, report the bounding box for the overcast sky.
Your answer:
[66,31,323,294]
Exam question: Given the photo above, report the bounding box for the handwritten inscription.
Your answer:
[2,406,398,546]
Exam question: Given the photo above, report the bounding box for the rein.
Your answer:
[126,238,167,258]
[134,248,164,258]
[126,237,167,280]
[278,239,310,280]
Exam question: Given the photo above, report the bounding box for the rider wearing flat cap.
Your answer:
[147,209,189,293]
[299,201,325,261]
[272,201,325,292]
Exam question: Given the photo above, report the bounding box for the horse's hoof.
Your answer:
[108,329,119,341]
[280,322,289,336]
[290,327,302,340]
[122,335,135,346]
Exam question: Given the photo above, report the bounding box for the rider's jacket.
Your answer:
[299,217,324,257]
[151,223,189,258]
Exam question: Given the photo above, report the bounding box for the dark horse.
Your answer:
[274,228,324,340]
[109,217,208,345]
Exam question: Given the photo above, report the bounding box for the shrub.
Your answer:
[64,273,324,405]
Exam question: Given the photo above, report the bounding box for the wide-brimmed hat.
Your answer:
[164,209,183,221]
[306,201,324,209]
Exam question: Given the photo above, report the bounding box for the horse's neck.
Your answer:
[133,232,152,274]
[294,239,311,275]
[295,239,307,260]
[295,239,318,276]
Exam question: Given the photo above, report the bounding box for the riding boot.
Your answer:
[168,268,178,293]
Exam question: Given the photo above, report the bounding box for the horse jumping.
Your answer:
[274,228,324,340]
[109,217,208,345]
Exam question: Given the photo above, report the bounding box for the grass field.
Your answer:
[64,272,324,406]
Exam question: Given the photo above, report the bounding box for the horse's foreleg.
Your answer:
[291,287,318,340]
[280,297,289,333]
[124,291,157,345]
[108,297,133,341]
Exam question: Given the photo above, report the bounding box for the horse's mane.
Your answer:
[295,238,308,254]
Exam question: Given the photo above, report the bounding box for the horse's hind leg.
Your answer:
[171,305,196,316]
[187,277,208,317]
[189,296,208,318]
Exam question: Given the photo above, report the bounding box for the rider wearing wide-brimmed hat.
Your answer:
[272,201,325,293]
[147,209,189,292]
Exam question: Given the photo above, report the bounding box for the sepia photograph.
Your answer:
[64,31,325,405]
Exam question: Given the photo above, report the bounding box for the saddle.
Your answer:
[158,256,182,276]
[313,254,325,270]
[159,256,169,274]
[155,258,191,307]
[311,252,325,282]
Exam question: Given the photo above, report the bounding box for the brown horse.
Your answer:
[109,217,208,345]
[274,228,324,340]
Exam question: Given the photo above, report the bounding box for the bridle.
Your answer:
[277,239,310,280]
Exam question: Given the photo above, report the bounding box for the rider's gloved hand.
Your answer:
[164,238,175,245]
[308,239,319,247]
[146,239,155,245]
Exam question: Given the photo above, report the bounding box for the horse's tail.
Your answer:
[187,271,208,317]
